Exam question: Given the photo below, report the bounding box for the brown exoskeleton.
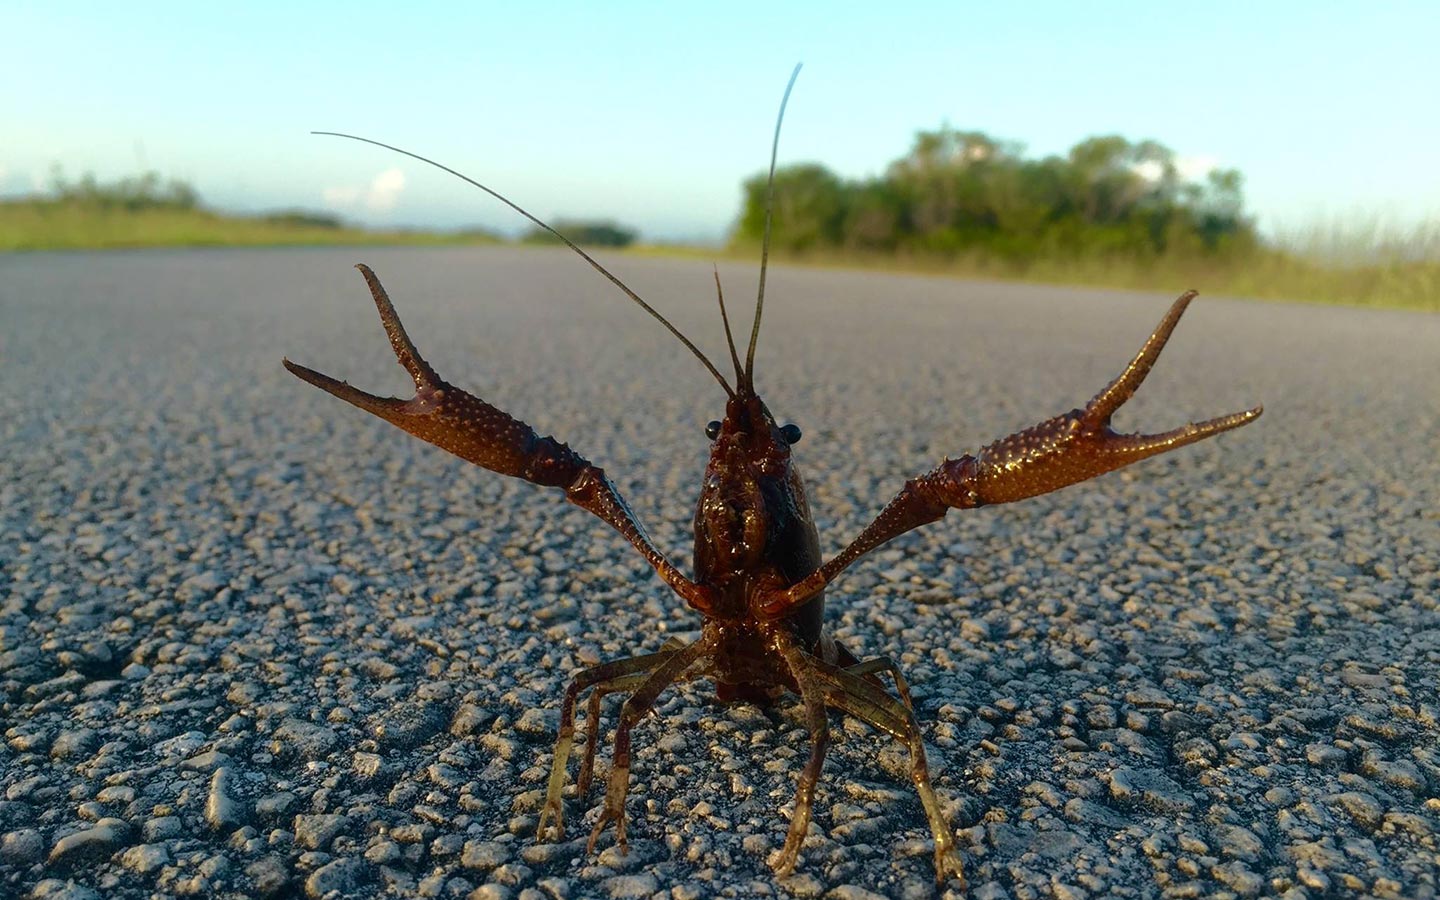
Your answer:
[285,68,1261,884]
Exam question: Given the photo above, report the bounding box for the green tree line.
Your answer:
[733,128,1257,265]
[47,166,200,212]
[523,219,637,247]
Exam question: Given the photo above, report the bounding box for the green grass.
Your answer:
[6,197,1435,312]
[647,227,1440,313]
[0,200,498,251]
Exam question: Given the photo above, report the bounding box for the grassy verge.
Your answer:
[6,199,1434,312]
[0,201,498,251]
[639,241,1440,313]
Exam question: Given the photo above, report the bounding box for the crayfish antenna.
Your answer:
[311,131,736,400]
[744,62,803,391]
[712,265,745,386]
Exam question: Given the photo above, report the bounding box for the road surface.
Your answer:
[2,247,1437,898]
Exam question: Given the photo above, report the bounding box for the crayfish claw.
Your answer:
[1087,289,1197,421]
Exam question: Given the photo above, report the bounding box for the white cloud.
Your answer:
[1176,155,1219,181]
[1132,154,1222,184]
[1132,160,1166,183]
[365,168,405,212]
[320,167,406,212]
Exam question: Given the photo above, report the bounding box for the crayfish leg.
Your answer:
[771,634,832,876]
[585,635,716,854]
[537,650,675,843]
[781,649,966,885]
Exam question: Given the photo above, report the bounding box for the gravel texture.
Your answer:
[2,246,1438,899]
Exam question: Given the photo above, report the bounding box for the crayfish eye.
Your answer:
[780,423,802,445]
[705,420,722,440]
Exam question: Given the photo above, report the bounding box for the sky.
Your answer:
[5,1,1438,243]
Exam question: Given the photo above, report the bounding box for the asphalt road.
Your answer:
[3,247,1438,899]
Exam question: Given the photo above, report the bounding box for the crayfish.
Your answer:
[284,67,1260,883]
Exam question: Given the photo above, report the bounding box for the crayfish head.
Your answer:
[706,392,799,480]
[691,390,817,617]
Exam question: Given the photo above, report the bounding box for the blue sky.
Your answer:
[5,1,1437,242]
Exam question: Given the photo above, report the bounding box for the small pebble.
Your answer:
[119,843,170,874]
[47,819,128,866]
[206,766,246,830]
[294,814,349,851]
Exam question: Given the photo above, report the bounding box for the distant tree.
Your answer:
[841,180,905,251]
[263,210,343,229]
[736,164,847,252]
[1190,168,1255,253]
[888,129,1018,244]
[49,166,199,211]
[523,220,637,247]
[730,124,1257,265]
